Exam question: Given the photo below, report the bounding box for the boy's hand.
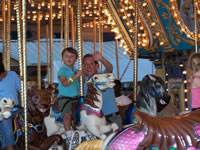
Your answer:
[76,70,83,77]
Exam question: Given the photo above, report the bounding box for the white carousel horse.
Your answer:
[0,98,15,121]
[45,73,118,149]
[77,73,119,140]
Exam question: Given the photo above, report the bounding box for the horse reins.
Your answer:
[58,96,80,112]
[91,76,107,92]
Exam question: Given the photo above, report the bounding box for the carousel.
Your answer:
[0,0,200,150]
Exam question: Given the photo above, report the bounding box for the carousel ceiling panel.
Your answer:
[0,0,198,58]
[105,0,198,57]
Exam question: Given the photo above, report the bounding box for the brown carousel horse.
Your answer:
[15,85,63,150]
[76,110,200,150]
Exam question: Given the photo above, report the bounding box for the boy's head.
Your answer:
[62,47,78,58]
[62,47,78,68]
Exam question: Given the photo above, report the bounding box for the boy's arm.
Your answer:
[60,70,82,87]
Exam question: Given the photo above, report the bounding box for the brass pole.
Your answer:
[74,19,77,48]
[71,7,75,48]
[93,19,96,53]
[37,11,41,89]
[2,0,6,66]
[6,0,11,70]
[115,39,120,80]
[61,3,63,63]
[133,0,139,103]
[77,0,83,96]
[98,1,103,71]
[194,0,198,53]
[16,0,24,107]
[22,0,28,149]
[46,24,50,83]
[50,0,54,84]
[64,0,69,48]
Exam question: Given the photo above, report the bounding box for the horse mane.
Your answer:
[83,82,100,109]
[133,110,200,149]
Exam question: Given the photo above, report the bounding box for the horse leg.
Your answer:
[39,135,63,149]
[87,124,107,140]
[76,123,87,131]
[99,124,112,133]
[99,123,118,135]
[111,123,119,131]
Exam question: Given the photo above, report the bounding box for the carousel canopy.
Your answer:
[0,0,198,59]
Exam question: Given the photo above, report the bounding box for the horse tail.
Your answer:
[75,139,102,150]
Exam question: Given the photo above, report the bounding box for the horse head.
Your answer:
[136,74,170,116]
[84,73,116,109]
[88,73,115,91]
[0,98,15,120]
[27,84,55,121]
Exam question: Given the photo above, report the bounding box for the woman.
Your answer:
[0,61,20,150]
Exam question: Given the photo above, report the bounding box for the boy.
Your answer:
[57,47,82,145]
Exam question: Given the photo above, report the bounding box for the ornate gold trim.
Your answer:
[106,0,134,52]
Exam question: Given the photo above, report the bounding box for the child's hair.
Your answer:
[0,61,5,75]
[186,52,200,82]
[62,47,78,58]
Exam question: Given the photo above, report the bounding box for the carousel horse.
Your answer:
[0,98,15,121]
[15,85,63,150]
[124,74,171,125]
[136,74,170,116]
[76,73,119,140]
[46,73,118,149]
[76,109,200,150]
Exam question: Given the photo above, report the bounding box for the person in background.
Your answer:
[83,52,122,129]
[114,79,132,106]
[0,61,20,150]
[114,79,132,125]
[186,52,200,111]
[57,47,82,145]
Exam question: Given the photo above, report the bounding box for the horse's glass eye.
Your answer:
[94,77,98,80]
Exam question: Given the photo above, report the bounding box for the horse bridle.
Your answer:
[149,83,162,99]
[91,76,107,92]
[14,113,45,134]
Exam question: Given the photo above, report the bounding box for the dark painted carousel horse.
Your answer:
[15,85,63,150]
[124,74,170,124]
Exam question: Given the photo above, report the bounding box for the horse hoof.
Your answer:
[111,123,119,132]
[100,134,107,140]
